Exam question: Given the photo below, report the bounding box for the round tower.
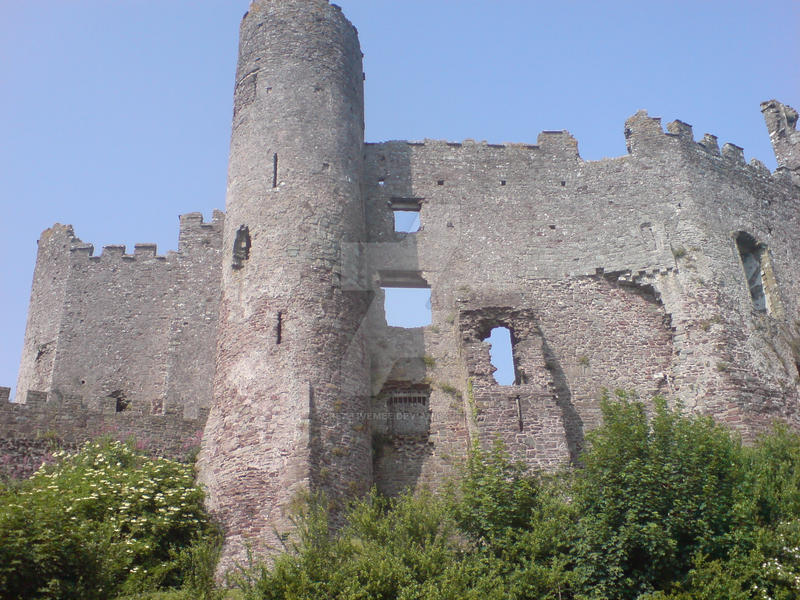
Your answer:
[198,0,371,569]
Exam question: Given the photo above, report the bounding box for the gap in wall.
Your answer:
[393,209,420,233]
[486,326,515,385]
[383,287,431,327]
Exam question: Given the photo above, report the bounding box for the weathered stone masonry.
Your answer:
[3,0,800,572]
[3,211,223,475]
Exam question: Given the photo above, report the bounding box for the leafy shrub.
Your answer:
[231,489,508,600]
[453,440,540,546]
[570,394,745,599]
[0,438,218,600]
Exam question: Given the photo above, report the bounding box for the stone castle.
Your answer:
[3,0,800,570]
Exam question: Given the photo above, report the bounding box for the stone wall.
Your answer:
[362,101,800,489]
[0,386,207,479]
[4,0,799,576]
[5,211,223,477]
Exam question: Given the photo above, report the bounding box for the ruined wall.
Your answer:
[639,115,800,435]
[0,387,207,479]
[762,100,800,185]
[363,102,800,490]
[5,212,223,476]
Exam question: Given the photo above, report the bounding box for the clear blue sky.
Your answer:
[1,1,798,397]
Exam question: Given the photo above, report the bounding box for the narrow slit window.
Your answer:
[383,287,431,328]
[232,225,251,270]
[272,153,278,188]
[485,326,515,385]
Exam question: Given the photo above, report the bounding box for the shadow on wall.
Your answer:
[359,143,438,496]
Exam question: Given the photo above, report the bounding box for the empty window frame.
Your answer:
[735,231,772,312]
[383,288,432,327]
[380,271,431,328]
[390,198,422,233]
[485,326,516,385]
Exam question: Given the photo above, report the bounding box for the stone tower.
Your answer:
[197,0,371,568]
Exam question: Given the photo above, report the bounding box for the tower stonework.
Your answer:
[4,1,800,576]
[762,100,800,185]
[196,0,372,568]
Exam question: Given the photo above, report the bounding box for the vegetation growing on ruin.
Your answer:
[6,399,800,599]
[233,395,800,600]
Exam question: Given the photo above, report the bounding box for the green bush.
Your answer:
[0,438,218,600]
[230,398,800,599]
[10,397,800,600]
[571,394,745,599]
[231,489,509,600]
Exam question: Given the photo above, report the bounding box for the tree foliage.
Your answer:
[7,397,800,600]
[570,394,745,598]
[0,439,219,600]
[235,396,800,600]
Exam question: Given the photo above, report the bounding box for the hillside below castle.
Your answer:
[3,0,800,571]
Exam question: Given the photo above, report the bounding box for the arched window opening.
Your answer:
[485,326,516,385]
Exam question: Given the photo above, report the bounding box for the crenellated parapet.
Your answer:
[15,211,223,430]
[366,109,789,193]
[0,386,208,479]
[178,209,225,253]
[59,210,224,265]
[624,110,788,185]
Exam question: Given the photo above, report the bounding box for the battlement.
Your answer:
[179,210,224,233]
[625,110,787,183]
[369,108,783,184]
[0,385,208,478]
[178,210,225,253]
[57,211,224,264]
[0,388,207,422]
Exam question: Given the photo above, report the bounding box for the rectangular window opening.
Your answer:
[382,280,432,328]
[393,209,420,233]
[390,198,422,233]
[485,326,516,385]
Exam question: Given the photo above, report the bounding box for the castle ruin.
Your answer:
[3,0,800,571]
